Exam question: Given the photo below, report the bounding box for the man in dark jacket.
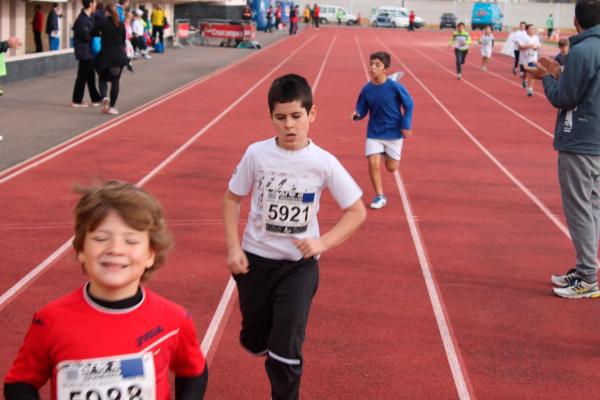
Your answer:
[71,0,102,107]
[532,0,600,299]
[45,3,61,50]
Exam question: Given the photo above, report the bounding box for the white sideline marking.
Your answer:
[403,41,553,139]
[356,35,474,400]
[377,39,570,236]
[200,34,339,358]
[0,34,296,184]
[0,35,318,311]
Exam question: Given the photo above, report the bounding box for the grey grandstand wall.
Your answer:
[321,0,575,30]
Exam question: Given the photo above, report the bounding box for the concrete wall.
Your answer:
[320,0,576,30]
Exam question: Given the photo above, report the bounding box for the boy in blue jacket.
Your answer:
[352,51,414,209]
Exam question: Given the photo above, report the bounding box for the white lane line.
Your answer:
[377,38,570,237]
[0,34,297,184]
[199,34,340,360]
[0,35,319,312]
[401,41,553,139]
[356,35,475,400]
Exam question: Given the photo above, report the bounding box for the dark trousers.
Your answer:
[34,31,43,53]
[152,25,164,45]
[72,59,102,104]
[235,252,319,400]
[314,17,319,28]
[99,66,123,107]
[513,50,520,69]
[454,48,468,74]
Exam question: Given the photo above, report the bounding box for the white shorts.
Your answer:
[481,48,492,58]
[365,138,404,161]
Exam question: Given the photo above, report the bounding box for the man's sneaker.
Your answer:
[521,79,527,88]
[457,73,462,80]
[370,195,387,209]
[91,101,102,107]
[553,278,600,299]
[71,102,89,108]
[551,268,577,288]
[527,87,533,97]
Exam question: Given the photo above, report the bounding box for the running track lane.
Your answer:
[206,30,462,399]
[379,30,600,398]
[0,31,323,385]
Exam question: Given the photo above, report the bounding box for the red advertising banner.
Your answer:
[200,22,256,41]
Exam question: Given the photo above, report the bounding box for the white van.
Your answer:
[370,6,425,28]
[318,5,358,25]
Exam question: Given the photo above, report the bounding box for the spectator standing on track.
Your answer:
[223,74,366,400]
[266,5,274,33]
[352,52,414,209]
[303,5,311,26]
[3,181,208,399]
[512,21,527,77]
[46,3,62,51]
[520,23,541,96]
[479,25,495,71]
[531,0,600,299]
[289,5,298,35]
[96,4,129,115]
[151,2,166,47]
[275,4,282,30]
[408,10,416,31]
[449,22,471,80]
[72,0,103,108]
[32,5,44,53]
[546,14,554,39]
[313,4,320,28]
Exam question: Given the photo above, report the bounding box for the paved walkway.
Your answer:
[0,30,289,171]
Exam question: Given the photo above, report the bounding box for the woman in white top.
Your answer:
[479,25,495,71]
[519,23,541,96]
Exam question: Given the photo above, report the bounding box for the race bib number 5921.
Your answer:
[56,353,156,400]
[263,190,315,235]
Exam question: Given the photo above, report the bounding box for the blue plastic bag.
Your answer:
[91,36,101,56]
[154,41,164,53]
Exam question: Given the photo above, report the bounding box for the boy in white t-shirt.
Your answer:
[223,74,366,400]
[479,25,495,71]
[512,21,527,78]
[520,23,541,96]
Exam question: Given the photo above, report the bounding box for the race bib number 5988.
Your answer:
[56,353,156,400]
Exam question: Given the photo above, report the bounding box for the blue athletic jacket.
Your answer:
[543,24,600,155]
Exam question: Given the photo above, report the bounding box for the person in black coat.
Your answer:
[72,0,102,107]
[95,3,128,115]
[45,3,61,50]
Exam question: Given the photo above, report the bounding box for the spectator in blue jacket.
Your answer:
[72,0,103,108]
[532,0,600,299]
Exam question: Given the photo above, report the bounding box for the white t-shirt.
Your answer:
[480,33,494,57]
[519,34,540,64]
[132,19,145,36]
[513,30,527,48]
[228,138,363,261]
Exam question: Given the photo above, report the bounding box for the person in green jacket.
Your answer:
[448,22,471,79]
[546,14,554,39]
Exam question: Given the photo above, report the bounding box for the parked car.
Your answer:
[471,2,503,30]
[370,7,425,29]
[318,5,358,25]
[439,13,457,29]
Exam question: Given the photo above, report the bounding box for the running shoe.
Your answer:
[370,195,387,209]
[521,79,527,88]
[102,97,110,113]
[105,107,119,115]
[457,73,462,80]
[553,278,600,299]
[91,101,102,107]
[71,102,89,108]
[527,87,533,97]
[551,268,577,288]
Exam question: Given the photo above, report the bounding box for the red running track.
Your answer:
[1,28,599,399]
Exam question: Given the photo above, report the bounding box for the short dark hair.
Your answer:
[82,0,94,8]
[558,38,569,47]
[370,51,390,69]
[519,21,527,26]
[268,74,313,114]
[526,23,534,31]
[576,0,600,29]
[457,22,465,28]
